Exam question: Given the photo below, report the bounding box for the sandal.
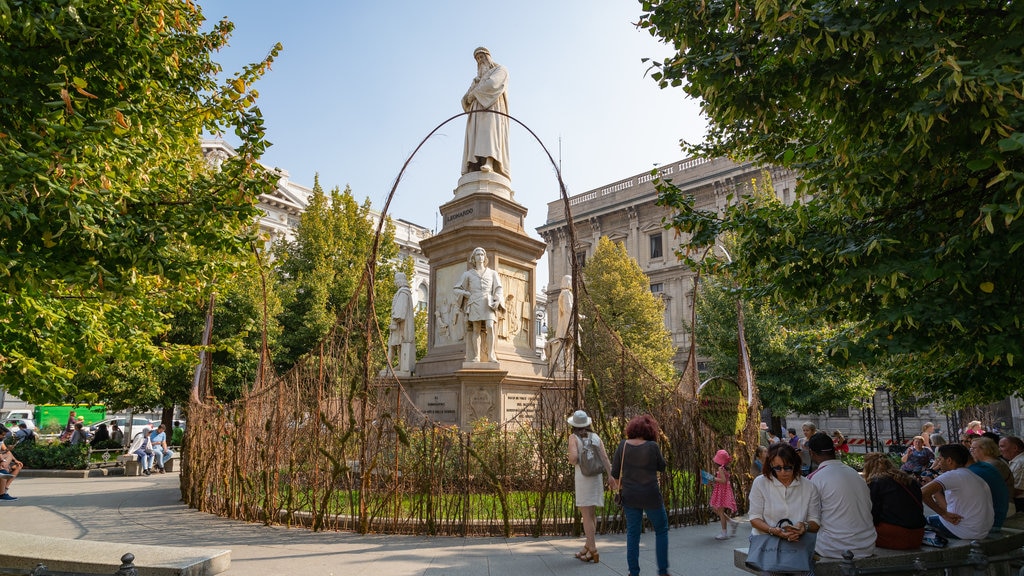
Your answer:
[577,546,599,563]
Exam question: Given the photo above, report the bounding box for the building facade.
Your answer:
[537,156,796,368]
[536,155,1024,442]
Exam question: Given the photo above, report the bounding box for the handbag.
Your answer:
[745,519,817,573]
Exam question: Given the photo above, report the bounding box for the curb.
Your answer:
[16,468,126,479]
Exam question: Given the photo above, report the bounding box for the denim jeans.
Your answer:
[926,514,960,539]
[133,449,152,470]
[623,504,669,576]
[152,446,174,467]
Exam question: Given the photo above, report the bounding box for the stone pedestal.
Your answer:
[400,172,549,428]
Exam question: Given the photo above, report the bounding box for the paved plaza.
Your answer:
[8,471,750,575]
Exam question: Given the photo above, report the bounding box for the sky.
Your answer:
[200,0,708,279]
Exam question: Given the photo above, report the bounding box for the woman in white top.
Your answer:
[567,410,611,564]
[747,443,821,576]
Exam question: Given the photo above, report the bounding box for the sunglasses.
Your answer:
[771,465,795,472]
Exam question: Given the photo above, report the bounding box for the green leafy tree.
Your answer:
[695,277,872,415]
[272,178,398,372]
[639,0,1024,405]
[74,255,282,412]
[580,236,676,412]
[0,1,280,403]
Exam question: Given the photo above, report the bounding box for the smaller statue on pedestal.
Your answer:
[546,275,578,374]
[454,247,504,364]
[387,271,416,374]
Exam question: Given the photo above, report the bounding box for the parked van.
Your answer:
[33,405,106,433]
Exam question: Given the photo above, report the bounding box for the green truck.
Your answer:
[33,404,106,433]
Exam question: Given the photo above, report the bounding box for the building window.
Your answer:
[828,408,851,418]
[650,283,663,294]
[574,251,587,268]
[650,233,663,259]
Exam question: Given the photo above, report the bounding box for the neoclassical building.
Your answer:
[537,156,797,369]
[202,140,435,309]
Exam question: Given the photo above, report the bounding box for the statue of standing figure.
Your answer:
[462,47,510,179]
[454,247,504,363]
[546,274,578,374]
[388,271,416,374]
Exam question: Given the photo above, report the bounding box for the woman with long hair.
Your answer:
[566,410,611,564]
[610,414,669,576]
[863,453,925,549]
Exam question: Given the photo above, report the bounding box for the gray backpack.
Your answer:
[577,435,604,477]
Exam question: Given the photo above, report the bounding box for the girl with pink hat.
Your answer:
[711,449,739,540]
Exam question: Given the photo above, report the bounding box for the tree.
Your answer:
[0,1,280,403]
[695,277,873,415]
[639,0,1024,405]
[272,178,398,373]
[580,236,676,412]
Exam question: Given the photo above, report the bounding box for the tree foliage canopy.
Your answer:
[580,236,676,411]
[272,179,398,373]
[0,0,281,403]
[695,276,873,415]
[639,0,1024,404]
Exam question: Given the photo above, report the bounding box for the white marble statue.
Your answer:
[554,274,574,340]
[388,271,416,373]
[462,47,510,179]
[454,247,504,363]
[547,275,577,374]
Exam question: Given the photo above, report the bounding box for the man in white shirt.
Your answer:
[922,443,994,540]
[998,436,1024,514]
[806,432,876,558]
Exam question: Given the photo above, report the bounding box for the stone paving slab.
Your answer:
[0,530,229,576]
[8,472,750,576]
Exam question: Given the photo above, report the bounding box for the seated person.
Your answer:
[13,423,35,443]
[110,423,124,446]
[127,433,154,475]
[0,427,23,500]
[89,423,110,447]
[149,424,174,473]
[901,436,935,479]
[967,441,1010,532]
[69,422,89,445]
[971,437,1014,503]
[863,453,925,549]
[922,444,993,540]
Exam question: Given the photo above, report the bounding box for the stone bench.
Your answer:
[734,523,1024,576]
[121,451,179,476]
[0,529,229,576]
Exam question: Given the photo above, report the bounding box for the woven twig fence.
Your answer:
[180,112,762,535]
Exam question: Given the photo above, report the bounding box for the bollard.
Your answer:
[112,553,138,576]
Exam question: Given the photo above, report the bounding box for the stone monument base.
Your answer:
[394,369,550,428]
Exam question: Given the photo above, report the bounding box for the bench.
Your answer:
[120,450,179,476]
[734,523,1024,576]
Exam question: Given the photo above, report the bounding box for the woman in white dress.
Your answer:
[567,409,611,563]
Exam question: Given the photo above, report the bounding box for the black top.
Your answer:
[611,440,667,509]
[868,476,926,529]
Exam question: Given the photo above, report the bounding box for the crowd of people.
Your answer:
[0,412,187,496]
[566,413,1024,576]
[746,421,1024,574]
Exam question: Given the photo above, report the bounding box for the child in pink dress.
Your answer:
[711,449,738,540]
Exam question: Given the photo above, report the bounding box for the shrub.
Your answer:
[13,441,90,469]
